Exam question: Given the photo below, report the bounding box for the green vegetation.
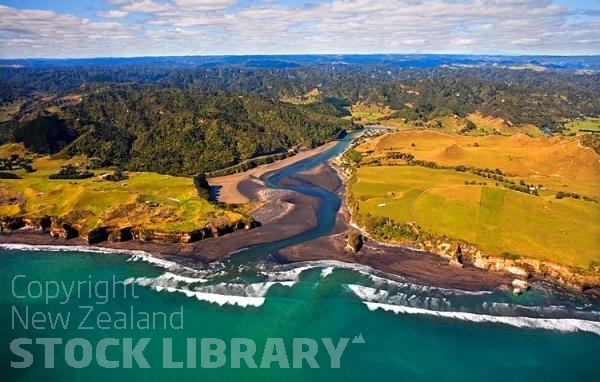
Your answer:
[563,118,600,134]
[206,151,294,178]
[500,252,521,261]
[193,173,211,200]
[343,149,362,165]
[3,62,600,147]
[352,165,600,267]
[2,87,352,176]
[357,214,421,242]
[0,171,20,179]
[48,164,93,180]
[2,57,600,261]
[0,152,245,234]
[14,115,75,154]
[0,154,34,172]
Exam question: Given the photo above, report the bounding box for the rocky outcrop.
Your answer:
[512,279,529,295]
[1,215,57,232]
[472,251,600,293]
[1,214,260,246]
[0,216,26,231]
[49,220,78,239]
[24,216,52,231]
[108,227,133,242]
[84,227,109,245]
[367,232,599,293]
[132,228,198,244]
[129,219,256,244]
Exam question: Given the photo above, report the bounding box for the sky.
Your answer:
[0,0,599,58]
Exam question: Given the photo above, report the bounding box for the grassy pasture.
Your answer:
[0,101,23,123]
[352,166,600,268]
[371,112,543,137]
[350,104,394,121]
[563,117,600,134]
[0,145,243,233]
[351,130,600,268]
[360,130,600,197]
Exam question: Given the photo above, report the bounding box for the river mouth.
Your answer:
[176,130,600,324]
[2,130,599,333]
[220,133,352,268]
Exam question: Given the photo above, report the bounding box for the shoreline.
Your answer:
[331,134,600,296]
[208,141,339,204]
[275,161,512,292]
[2,137,596,296]
[0,158,511,292]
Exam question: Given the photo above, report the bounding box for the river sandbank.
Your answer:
[0,139,523,292]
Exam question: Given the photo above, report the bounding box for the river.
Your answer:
[1,133,600,381]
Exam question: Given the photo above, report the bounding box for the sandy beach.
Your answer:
[274,162,512,291]
[208,141,339,203]
[1,139,521,292]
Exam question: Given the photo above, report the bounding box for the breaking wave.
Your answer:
[124,272,295,307]
[365,302,600,335]
[348,284,600,335]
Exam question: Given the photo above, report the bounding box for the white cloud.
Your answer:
[0,1,599,57]
[97,10,131,18]
[121,0,172,13]
[0,5,139,57]
[172,0,239,11]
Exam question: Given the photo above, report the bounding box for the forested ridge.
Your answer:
[1,55,599,175]
[1,86,351,175]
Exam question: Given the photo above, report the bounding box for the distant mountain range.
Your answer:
[1,54,599,71]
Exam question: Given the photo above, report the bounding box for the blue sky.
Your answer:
[1,0,599,58]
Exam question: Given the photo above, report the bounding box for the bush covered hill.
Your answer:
[1,86,352,175]
[1,55,599,175]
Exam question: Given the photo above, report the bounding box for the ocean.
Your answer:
[2,132,600,380]
[1,245,599,381]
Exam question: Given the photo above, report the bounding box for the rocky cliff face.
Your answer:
[1,214,260,247]
[1,216,51,232]
[49,220,78,239]
[410,237,599,293]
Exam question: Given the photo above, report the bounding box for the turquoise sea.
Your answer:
[2,133,600,381]
[1,247,599,381]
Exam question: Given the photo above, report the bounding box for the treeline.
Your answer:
[3,86,352,175]
[2,62,599,134]
[48,165,93,180]
[356,214,423,242]
[2,60,600,176]
[206,151,295,178]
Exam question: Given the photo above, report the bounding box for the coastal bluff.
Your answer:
[0,215,260,246]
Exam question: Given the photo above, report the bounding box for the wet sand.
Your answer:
[208,141,338,203]
[1,140,512,292]
[276,163,510,291]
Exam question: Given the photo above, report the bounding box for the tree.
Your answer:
[193,173,211,200]
[465,119,476,131]
[343,149,362,165]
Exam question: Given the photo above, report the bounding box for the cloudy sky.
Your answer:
[0,0,599,58]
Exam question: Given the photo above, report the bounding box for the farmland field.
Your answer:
[358,130,600,196]
[351,130,600,268]
[563,117,600,134]
[0,144,244,233]
[373,113,543,137]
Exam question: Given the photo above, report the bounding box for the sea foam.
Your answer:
[364,302,600,335]
[348,284,600,335]
[0,243,150,257]
[321,267,334,278]
[125,272,295,307]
